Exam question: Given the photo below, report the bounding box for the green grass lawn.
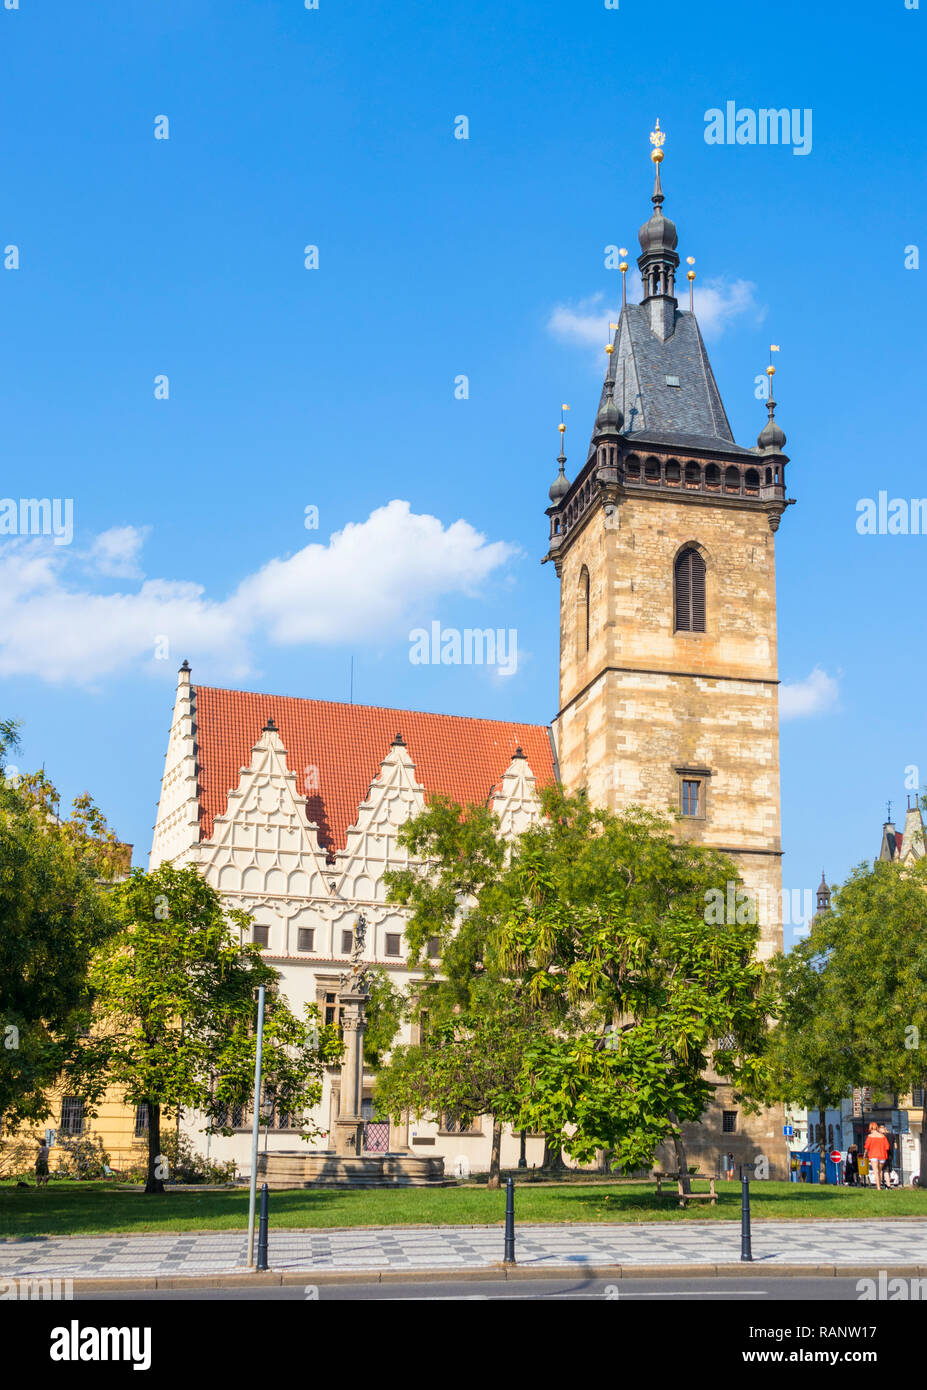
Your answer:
[1,1178,925,1238]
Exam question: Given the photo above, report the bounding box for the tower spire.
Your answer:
[638,121,679,340]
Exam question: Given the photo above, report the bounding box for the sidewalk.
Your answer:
[2,1220,927,1284]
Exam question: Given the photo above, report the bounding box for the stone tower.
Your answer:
[544,127,792,1173]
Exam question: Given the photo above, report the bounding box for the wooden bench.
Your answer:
[653,1172,717,1208]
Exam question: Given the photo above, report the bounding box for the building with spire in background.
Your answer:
[544,122,794,1174]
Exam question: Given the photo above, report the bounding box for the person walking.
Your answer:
[845,1144,860,1187]
[724,1152,735,1181]
[864,1121,889,1189]
[879,1124,897,1186]
[35,1138,50,1189]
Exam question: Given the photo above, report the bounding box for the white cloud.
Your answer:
[779,667,840,720]
[546,275,764,359]
[0,501,516,685]
[85,525,150,578]
[692,277,765,339]
[547,292,618,350]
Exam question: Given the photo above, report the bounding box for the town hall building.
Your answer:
[149,127,794,1179]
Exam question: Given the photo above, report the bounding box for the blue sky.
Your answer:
[1,0,924,946]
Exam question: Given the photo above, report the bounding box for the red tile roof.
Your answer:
[194,685,556,850]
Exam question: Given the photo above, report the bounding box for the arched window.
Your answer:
[579,565,591,655]
[674,547,706,633]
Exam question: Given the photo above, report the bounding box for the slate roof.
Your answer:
[193,685,556,851]
[589,304,750,459]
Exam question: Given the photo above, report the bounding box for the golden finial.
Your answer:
[649,118,665,164]
[558,404,569,460]
[618,248,629,307]
[685,255,696,311]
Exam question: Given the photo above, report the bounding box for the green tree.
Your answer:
[382,789,769,1184]
[375,975,542,1187]
[0,728,121,1131]
[88,862,340,1193]
[766,857,927,1183]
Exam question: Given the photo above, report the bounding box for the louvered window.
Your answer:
[674,548,706,632]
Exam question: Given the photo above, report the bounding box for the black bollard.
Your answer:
[740,1163,753,1262]
[256,1181,270,1271]
[503,1175,516,1265]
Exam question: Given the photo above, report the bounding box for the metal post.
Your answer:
[518,1128,527,1169]
[503,1175,516,1265]
[256,1182,269,1271]
[740,1162,753,1262]
[247,984,266,1267]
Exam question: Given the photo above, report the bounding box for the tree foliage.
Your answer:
[0,734,121,1130]
[766,857,927,1178]
[87,862,341,1192]
[379,788,770,1176]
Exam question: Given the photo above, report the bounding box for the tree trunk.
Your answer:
[487,1120,502,1189]
[818,1105,827,1184]
[542,1134,565,1172]
[669,1117,690,1194]
[145,1101,164,1195]
[920,1084,927,1187]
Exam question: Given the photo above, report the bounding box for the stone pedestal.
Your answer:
[262,1150,447,1189]
[333,985,368,1156]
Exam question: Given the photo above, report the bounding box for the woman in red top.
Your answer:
[864,1122,890,1189]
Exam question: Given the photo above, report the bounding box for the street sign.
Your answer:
[829,1150,842,1162]
[783,1125,794,1137]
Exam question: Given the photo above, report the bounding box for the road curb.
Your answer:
[66,1262,927,1293]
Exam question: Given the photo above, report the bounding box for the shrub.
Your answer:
[53,1133,111,1180]
[157,1129,237,1185]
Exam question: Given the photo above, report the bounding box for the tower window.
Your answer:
[681,778,702,817]
[674,547,706,633]
[579,566,591,655]
[704,464,720,490]
[722,1110,738,1133]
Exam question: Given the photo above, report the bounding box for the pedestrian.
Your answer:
[724,1151,735,1181]
[845,1144,860,1187]
[35,1137,50,1189]
[864,1121,889,1189]
[879,1125,898,1187]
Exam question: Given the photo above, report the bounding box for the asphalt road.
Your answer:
[75,1275,875,1301]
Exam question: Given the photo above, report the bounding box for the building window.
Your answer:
[60,1097,85,1135]
[674,546,706,632]
[440,1112,482,1136]
[340,929,353,954]
[323,991,342,1029]
[579,566,591,655]
[134,1103,149,1138]
[913,1087,925,1109]
[385,933,402,957]
[297,927,315,952]
[722,1110,737,1133]
[426,936,440,959]
[681,777,702,817]
[252,924,269,948]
